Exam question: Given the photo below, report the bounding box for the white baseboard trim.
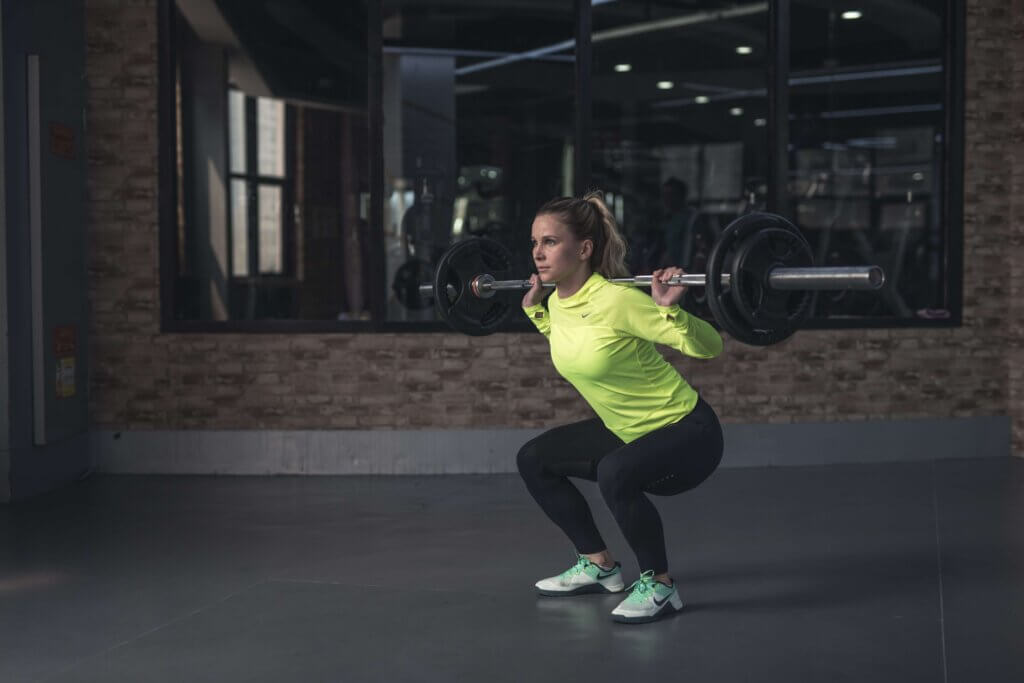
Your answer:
[91,416,1011,475]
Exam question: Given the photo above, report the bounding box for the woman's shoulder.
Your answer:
[595,280,654,306]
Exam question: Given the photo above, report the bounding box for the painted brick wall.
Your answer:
[85,0,1023,455]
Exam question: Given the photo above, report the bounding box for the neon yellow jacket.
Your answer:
[523,272,722,443]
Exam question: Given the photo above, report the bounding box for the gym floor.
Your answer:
[2,458,1022,682]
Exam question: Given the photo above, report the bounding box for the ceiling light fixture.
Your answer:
[730,107,744,116]
[841,10,862,20]
[736,46,753,55]
[614,63,632,73]
[694,95,710,104]
[657,81,674,90]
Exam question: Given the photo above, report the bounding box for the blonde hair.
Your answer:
[535,190,630,279]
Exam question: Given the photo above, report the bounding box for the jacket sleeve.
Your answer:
[522,303,551,338]
[605,286,722,359]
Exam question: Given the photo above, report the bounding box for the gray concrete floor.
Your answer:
[1,458,1022,682]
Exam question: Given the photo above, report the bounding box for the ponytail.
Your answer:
[535,190,630,279]
[581,191,629,279]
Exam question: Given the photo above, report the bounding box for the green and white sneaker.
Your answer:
[610,570,683,623]
[535,555,625,596]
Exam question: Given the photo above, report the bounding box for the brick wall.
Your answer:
[1007,0,1024,454]
[85,0,1023,455]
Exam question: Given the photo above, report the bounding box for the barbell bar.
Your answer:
[406,212,887,344]
[418,265,884,300]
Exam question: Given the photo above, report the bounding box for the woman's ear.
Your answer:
[580,239,594,261]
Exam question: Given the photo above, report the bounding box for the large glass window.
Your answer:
[591,1,769,319]
[161,0,960,331]
[789,1,949,321]
[380,0,576,322]
[170,0,370,322]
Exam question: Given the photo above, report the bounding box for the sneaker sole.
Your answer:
[536,582,624,597]
[611,601,683,624]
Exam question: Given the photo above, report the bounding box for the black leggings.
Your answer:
[516,397,724,575]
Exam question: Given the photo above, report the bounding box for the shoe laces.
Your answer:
[624,570,658,603]
[558,554,590,580]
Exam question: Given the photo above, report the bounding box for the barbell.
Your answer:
[398,212,885,346]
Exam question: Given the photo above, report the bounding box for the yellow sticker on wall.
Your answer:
[56,357,76,398]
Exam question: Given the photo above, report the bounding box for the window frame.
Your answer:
[157,0,964,334]
[227,90,294,281]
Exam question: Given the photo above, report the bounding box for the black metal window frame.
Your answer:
[157,0,964,334]
[226,89,294,281]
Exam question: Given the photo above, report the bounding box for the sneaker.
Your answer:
[610,570,683,623]
[535,554,625,596]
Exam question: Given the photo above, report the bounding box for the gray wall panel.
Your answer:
[2,0,90,501]
[0,0,9,502]
[92,416,1010,475]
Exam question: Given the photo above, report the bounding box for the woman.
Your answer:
[517,191,724,624]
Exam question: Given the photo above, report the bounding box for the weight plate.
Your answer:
[705,212,812,346]
[730,227,813,329]
[392,258,434,310]
[432,238,515,336]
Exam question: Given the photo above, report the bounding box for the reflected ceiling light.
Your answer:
[754,118,767,126]
[823,103,941,119]
[736,46,753,55]
[456,2,768,76]
[694,95,710,104]
[730,107,744,116]
[912,172,925,181]
[614,63,632,73]
[841,10,862,20]
[657,81,674,90]
[789,64,941,86]
[846,136,898,148]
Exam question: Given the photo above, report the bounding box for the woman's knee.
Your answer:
[595,458,632,501]
[645,446,723,496]
[516,439,543,479]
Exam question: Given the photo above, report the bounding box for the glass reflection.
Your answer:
[591,1,769,321]
[172,1,369,321]
[790,1,947,319]
[381,0,575,322]
[167,0,953,327]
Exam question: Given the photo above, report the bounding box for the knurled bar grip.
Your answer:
[418,265,885,298]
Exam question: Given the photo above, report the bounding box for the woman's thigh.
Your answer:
[517,418,624,481]
[597,398,724,497]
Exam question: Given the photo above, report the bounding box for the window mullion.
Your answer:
[574,0,592,196]
[767,0,790,214]
[246,96,259,277]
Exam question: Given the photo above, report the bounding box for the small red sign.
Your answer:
[54,325,77,399]
[54,325,76,356]
[50,123,75,160]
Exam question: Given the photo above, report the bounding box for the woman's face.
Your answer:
[530,214,591,283]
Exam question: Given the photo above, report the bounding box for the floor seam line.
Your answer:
[932,462,949,683]
[270,576,515,599]
[36,579,269,683]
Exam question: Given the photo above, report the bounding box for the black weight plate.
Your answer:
[681,230,714,323]
[730,227,814,329]
[432,238,515,336]
[391,258,434,310]
[705,212,811,346]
